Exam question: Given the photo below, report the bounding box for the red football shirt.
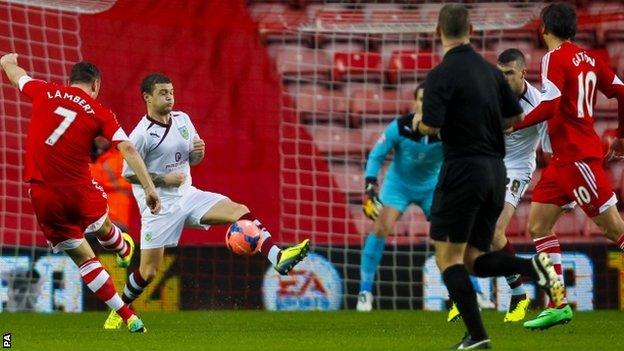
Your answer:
[514,42,624,165]
[19,76,128,185]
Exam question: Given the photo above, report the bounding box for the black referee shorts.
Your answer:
[429,156,506,252]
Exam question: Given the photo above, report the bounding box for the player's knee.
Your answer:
[527,221,550,239]
[374,220,393,237]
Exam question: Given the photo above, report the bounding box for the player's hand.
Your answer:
[191,137,205,159]
[504,126,514,134]
[0,53,18,67]
[163,172,186,187]
[608,138,624,162]
[362,178,383,221]
[144,187,161,215]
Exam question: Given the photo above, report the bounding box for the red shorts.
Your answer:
[30,180,108,252]
[533,158,617,217]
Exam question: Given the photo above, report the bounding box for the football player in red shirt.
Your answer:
[512,3,624,330]
[1,53,161,332]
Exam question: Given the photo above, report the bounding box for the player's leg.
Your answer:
[357,180,406,311]
[491,200,530,322]
[91,217,134,268]
[196,192,309,275]
[523,164,579,329]
[429,162,491,348]
[66,240,145,332]
[29,183,145,332]
[592,205,624,246]
[104,247,164,330]
[357,205,402,312]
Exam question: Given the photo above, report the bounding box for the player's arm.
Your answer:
[117,141,161,214]
[124,172,185,188]
[0,53,27,87]
[362,122,396,220]
[499,71,524,130]
[512,55,564,131]
[419,70,449,136]
[189,135,205,166]
[596,59,624,159]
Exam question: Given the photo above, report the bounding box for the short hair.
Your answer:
[141,73,172,96]
[541,2,577,40]
[414,81,425,100]
[497,48,526,67]
[69,62,100,85]
[437,3,470,39]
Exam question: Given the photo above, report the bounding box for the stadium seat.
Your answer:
[275,46,330,81]
[250,5,306,43]
[306,125,364,156]
[595,92,618,119]
[360,122,387,150]
[330,163,365,201]
[333,52,383,81]
[322,42,366,61]
[315,10,366,26]
[349,204,372,236]
[386,51,439,84]
[350,87,409,124]
[292,84,348,123]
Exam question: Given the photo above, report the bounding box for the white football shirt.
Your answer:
[504,81,551,175]
[123,111,197,209]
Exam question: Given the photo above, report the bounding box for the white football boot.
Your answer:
[356,291,373,312]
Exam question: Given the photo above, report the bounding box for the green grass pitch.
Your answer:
[1,310,621,350]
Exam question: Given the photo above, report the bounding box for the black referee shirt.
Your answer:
[422,44,522,160]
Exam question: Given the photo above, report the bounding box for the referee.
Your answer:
[416,4,564,349]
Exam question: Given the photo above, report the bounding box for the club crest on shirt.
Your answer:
[178,126,189,140]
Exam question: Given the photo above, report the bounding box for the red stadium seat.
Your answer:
[306,125,364,156]
[333,52,383,81]
[361,122,387,150]
[250,5,306,43]
[330,163,365,199]
[595,92,619,119]
[315,10,366,26]
[350,87,409,124]
[275,47,330,80]
[292,84,348,123]
[387,50,439,83]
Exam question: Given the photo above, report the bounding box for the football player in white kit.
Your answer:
[103,73,310,329]
[448,48,552,323]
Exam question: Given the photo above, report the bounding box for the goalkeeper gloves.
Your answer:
[362,177,383,221]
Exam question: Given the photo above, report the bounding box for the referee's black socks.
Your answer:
[442,264,488,341]
[473,251,536,279]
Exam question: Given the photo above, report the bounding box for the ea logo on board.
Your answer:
[263,252,342,311]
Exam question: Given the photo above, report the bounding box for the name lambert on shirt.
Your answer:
[46,90,95,115]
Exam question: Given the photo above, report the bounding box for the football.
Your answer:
[225,220,262,256]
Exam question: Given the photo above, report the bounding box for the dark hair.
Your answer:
[69,62,100,84]
[497,48,526,67]
[541,2,577,40]
[414,81,425,100]
[438,4,470,39]
[141,73,172,96]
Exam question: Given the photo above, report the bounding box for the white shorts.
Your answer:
[505,171,532,208]
[140,186,227,249]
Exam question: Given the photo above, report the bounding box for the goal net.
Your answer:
[269,1,624,311]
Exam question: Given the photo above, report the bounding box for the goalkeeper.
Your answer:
[358,84,443,311]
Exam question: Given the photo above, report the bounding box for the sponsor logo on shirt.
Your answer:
[178,126,189,140]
